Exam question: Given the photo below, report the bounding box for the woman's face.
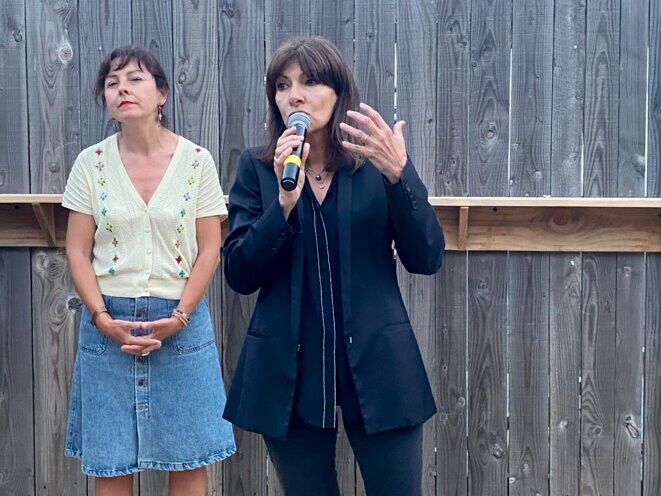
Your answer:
[274,62,338,136]
[103,58,167,124]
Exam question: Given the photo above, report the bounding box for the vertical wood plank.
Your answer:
[612,3,647,494]
[310,0,353,61]
[265,0,310,57]
[0,0,29,193]
[436,252,467,496]
[580,253,616,496]
[508,2,552,495]
[217,3,268,494]
[549,253,581,496]
[583,0,620,198]
[0,249,34,496]
[467,2,510,495]
[220,272,265,496]
[467,0,511,196]
[550,0,586,196]
[217,0,267,188]
[645,8,661,495]
[617,0,648,198]
[467,253,508,496]
[507,253,550,496]
[32,249,85,495]
[643,255,661,496]
[436,0,470,196]
[509,0,553,197]
[435,5,470,490]
[25,0,81,194]
[172,0,221,159]
[354,0,396,118]
[649,0,661,197]
[132,0,175,129]
[549,4,585,494]
[206,265,226,496]
[613,254,644,495]
[77,0,132,149]
[396,1,439,495]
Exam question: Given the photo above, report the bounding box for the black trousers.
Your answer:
[263,414,423,496]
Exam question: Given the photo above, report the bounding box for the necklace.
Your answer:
[305,167,328,189]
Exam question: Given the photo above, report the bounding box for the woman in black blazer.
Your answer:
[222,36,445,496]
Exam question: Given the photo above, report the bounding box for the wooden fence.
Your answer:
[1,0,660,494]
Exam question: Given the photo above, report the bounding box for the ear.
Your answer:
[158,88,169,106]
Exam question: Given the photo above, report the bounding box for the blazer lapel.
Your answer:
[338,168,353,335]
[289,199,305,341]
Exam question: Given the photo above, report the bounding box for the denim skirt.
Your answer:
[64,295,236,477]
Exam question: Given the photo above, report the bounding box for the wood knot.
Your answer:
[58,44,73,63]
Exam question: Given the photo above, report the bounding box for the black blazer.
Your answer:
[222,148,445,439]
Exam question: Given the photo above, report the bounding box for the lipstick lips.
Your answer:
[118,101,134,107]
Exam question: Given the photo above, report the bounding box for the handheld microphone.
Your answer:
[280,111,311,191]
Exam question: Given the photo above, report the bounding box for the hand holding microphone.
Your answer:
[273,111,310,219]
[280,112,311,191]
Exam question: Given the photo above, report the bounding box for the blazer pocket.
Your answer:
[381,322,413,334]
[246,328,270,340]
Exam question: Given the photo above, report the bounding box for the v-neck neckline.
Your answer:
[111,133,182,208]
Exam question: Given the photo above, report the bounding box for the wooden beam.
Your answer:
[1,195,660,251]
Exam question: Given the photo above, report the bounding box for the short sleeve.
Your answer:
[196,152,228,218]
[62,153,94,215]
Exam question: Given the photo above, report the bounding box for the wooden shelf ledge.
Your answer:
[1,195,660,252]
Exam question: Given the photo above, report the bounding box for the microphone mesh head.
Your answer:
[287,111,311,129]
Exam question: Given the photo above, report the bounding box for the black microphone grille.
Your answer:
[287,111,311,129]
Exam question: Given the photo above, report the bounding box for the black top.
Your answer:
[295,177,362,428]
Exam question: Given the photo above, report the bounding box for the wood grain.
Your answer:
[550,0,586,196]
[643,255,661,496]
[549,253,581,496]
[649,0,661,196]
[0,0,29,194]
[436,252,467,496]
[77,0,131,149]
[26,0,81,194]
[467,0,511,196]
[507,253,550,495]
[396,1,439,494]
[467,253,507,496]
[436,0,470,197]
[583,0,620,197]
[32,249,85,494]
[0,249,34,496]
[580,253,616,496]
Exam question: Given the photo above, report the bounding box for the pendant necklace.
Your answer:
[306,167,327,189]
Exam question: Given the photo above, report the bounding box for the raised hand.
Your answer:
[340,102,407,184]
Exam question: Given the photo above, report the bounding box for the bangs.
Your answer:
[268,43,341,91]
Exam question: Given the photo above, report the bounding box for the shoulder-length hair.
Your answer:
[258,36,362,170]
[94,46,170,126]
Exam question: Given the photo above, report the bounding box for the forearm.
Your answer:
[176,247,220,315]
[67,252,105,313]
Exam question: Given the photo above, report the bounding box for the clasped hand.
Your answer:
[94,313,184,356]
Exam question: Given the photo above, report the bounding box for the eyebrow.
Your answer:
[106,69,146,79]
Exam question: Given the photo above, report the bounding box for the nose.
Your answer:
[117,78,129,95]
[288,82,304,105]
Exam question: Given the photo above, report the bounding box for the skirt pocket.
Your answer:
[170,299,215,355]
[78,308,109,355]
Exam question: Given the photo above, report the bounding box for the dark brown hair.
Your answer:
[94,46,169,125]
[259,36,361,170]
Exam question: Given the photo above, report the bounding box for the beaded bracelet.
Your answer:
[90,306,110,326]
[172,308,190,326]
